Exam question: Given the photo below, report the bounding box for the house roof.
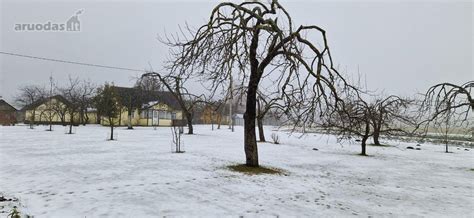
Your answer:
[0,99,17,112]
[113,86,182,110]
[21,95,71,111]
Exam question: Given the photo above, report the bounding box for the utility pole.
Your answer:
[228,73,234,132]
[47,73,53,131]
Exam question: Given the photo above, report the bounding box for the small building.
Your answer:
[0,99,18,125]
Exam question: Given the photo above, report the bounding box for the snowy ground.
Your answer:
[0,125,473,217]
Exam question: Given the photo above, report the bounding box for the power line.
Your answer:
[0,51,146,73]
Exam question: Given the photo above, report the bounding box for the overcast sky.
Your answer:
[1,0,472,108]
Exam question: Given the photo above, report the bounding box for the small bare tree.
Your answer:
[171,126,184,153]
[50,98,68,125]
[58,77,82,134]
[417,81,473,151]
[324,94,414,155]
[162,0,353,166]
[418,81,473,128]
[325,97,373,155]
[256,91,283,142]
[16,85,46,129]
[77,80,96,126]
[370,95,414,145]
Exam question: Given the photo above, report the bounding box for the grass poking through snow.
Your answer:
[227,164,285,175]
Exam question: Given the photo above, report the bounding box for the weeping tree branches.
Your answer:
[324,94,414,155]
[256,90,284,142]
[418,81,473,131]
[371,95,414,145]
[162,0,355,166]
[416,81,473,150]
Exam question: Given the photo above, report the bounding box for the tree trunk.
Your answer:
[257,116,265,142]
[118,108,122,126]
[110,125,114,140]
[243,27,261,167]
[373,129,380,145]
[361,121,370,156]
[68,112,74,134]
[361,136,367,156]
[127,111,133,129]
[80,110,84,125]
[445,133,449,153]
[211,111,214,131]
[186,113,193,134]
[30,110,36,129]
[244,87,259,166]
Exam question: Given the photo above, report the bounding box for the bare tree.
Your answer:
[324,94,414,155]
[256,91,282,142]
[370,95,414,145]
[325,97,373,155]
[419,81,473,129]
[77,80,96,126]
[162,0,353,166]
[58,77,82,134]
[140,72,207,134]
[50,98,68,125]
[16,85,46,129]
[201,99,225,131]
[416,81,473,151]
[171,126,184,153]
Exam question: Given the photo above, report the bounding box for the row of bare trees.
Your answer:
[14,0,472,167]
[16,76,96,133]
[158,0,472,166]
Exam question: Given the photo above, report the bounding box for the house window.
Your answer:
[158,110,172,119]
[140,110,147,119]
[171,112,176,120]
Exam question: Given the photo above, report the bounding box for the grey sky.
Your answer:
[1,0,472,108]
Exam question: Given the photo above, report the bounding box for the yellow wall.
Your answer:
[100,103,183,127]
[25,98,97,124]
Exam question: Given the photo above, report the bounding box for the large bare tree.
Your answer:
[162,0,353,166]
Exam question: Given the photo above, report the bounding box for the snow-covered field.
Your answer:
[0,125,473,217]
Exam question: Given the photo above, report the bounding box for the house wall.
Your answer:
[0,111,16,125]
[100,103,183,127]
[200,107,230,125]
[24,99,97,125]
